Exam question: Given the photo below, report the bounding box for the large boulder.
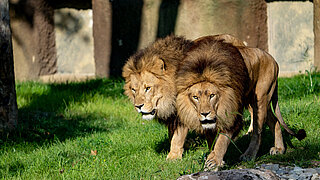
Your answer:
[177,169,280,180]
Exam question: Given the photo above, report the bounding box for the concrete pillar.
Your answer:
[92,0,112,78]
[10,0,57,80]
[245,0,268,51]
[33,0,57,76]
[314,0,320,70]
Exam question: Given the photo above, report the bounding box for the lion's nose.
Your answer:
[201,112,210,117]
[135,104,144,109]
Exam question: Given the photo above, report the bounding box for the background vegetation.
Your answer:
[0,72,319,179]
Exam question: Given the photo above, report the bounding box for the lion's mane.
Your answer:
[176,39,249,132]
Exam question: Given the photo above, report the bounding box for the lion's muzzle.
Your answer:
[200,116,217,129]
[134,103,157,120]
[141,109,156,120]
[141,109,156,116]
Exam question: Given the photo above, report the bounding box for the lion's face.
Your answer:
[187,82,220,129]
[125,70,176,120]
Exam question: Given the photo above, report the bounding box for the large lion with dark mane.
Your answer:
[175,36,306,170]
[122,35,248,160]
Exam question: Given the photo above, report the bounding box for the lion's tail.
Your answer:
[273,84,306,141]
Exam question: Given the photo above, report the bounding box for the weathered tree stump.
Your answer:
[177,169,280,180]
[0,0,18,131]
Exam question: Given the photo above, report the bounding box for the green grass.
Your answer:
[0,72,319,179]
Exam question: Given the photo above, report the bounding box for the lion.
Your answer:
[122,35,193,141]
[122,34,251,160]
[174,36,306,170]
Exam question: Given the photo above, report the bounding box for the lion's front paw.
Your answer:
[269,147,285,155]
[166,151,183,160]
[204,159,225,172]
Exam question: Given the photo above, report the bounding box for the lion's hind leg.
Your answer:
[267,87,285,155]
[240,102,264,161]
[267,105,285,155]
[241,82,277,161]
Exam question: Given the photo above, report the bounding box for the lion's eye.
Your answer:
[193,96,199,100]
[145,87,151,92]
[131,88,136,93]
[210,94,215,99]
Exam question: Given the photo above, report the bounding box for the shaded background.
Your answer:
[8,0,318,81]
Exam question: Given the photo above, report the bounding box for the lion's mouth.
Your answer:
[141,109,156,120]
[200,117,217,124]
[200,119,214,124]
[141,109,156,116]
[200,117,217,129]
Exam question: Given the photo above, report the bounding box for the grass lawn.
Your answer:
[0,72,319,179]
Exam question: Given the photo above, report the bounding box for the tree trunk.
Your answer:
[92,0,112,78]
[0,0,18,131]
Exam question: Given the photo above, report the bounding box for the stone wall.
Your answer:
[268,1,314,76]
[138,0,267,50]
[117,0,267,77]
[54,8,94,75]
[9,0,318,81]
[175,0,267,51]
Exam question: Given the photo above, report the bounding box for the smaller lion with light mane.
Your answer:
[122,35,193,142]
[175,36,306,170]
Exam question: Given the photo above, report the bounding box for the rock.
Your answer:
[177,169,280,180]
[298,173,313,180]
[315,168,320,174]
[304,168,318,175]
[288,173,300,180]
[284,166,294,172]
[255,164,320,180]
[293,166,303,172]
[276,169,286,175]
[311,174,320,180]
[293,166,304,177]
[261,164,273,170]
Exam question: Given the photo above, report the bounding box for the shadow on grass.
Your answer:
[154,131,209,155]
[155,122,318,168]
[0,160,25,177]
[0,78,125,148]
[224,125,318,167]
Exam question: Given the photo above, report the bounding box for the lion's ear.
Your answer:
[153,57,166,74]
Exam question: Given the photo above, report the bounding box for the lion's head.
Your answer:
[122,36,192,121]
[184,82,219,129]
[176,39,249,132]
[123,57,176,120]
